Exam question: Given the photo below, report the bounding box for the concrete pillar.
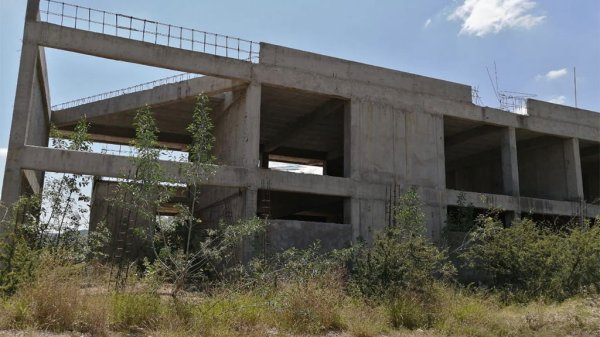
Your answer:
[344,100,361,242]
[243,187,258,218]
[563,138,584,201]
[344,100,359,179]
[1,1,41,206]
[501,127,520,196]
[434,115,446,238]
[344,198,360,242]
[243,83,261,169]
[501,127,520,224]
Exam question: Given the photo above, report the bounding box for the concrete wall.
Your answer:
[197,186,247,227]
[582,160,599,204]
[268,219,352,252]
[349,97,446,241]
[518,137,570,201]
[447,150,504,194]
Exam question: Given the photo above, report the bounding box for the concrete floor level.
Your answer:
[2,0,599,250]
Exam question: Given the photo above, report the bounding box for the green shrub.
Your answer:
[350,189,455,299]
[461,215,600,301]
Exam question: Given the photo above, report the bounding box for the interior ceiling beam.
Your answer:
[269,147,328,161]
[444,124,501,150]
[264,100,345,153]
[52,76,247,127]
[515,135,563,153]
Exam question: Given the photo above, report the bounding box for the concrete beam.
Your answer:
[264,100,345,153]
[520,196,583,217]
[444,125,500,150]
[446,189,518,212]
[29,22,253,80]
[29,23,599,144]
[446,189,599,219]
[52,76,248,127]
[18,145,355,198]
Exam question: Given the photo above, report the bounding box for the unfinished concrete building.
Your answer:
[3,0,599,252]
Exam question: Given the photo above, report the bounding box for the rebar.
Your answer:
[51,72,201,111]
[39,0,260,62]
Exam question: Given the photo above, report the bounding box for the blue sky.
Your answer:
[1,0,599,193]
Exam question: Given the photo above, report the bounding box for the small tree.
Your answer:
[114,96,266,296]
[0,118,108,293]
[150,94,266,297]
[44,120,93,252]
[108,105,172,287]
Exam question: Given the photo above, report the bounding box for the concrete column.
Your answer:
[243,83,261,169]
[501,127,520,224]
[1,21,40,205]
[344,100,359,179]
[563,138,584,201]
[344,198,361,242]
[344,99,361,241]
[1,0,41,240]
[433,115,447,237]
[243,187,258,219]
[501,127,520,196]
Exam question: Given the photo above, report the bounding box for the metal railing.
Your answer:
[499,91,533,115]
[52,72,200,110]
[39,0,260,63]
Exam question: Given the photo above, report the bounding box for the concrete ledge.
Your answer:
[52,76,248,127]
[259,43,472,103]
[446,189,518,211]
[30,22,253,80]
[446,189,599,218]
[18,146,357,198]
[527,99,600,127]
[520,196,584,217]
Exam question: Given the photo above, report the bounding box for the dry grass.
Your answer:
[1,270,599,337]
[275,275,345,334]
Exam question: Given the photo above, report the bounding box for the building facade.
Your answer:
[3,0,599,251]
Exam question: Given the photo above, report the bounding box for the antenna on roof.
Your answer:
[573,66,578,108]
[486,64,500,103]
[485,61,536,114]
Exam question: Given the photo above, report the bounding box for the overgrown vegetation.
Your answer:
[461,214,600,302]
[1,94,600,336]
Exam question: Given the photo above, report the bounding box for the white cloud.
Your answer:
[549,95,566,105]
[0,148,7,157]
[424,18,432,28]
[448,0,545,36]
[541,68,568,80]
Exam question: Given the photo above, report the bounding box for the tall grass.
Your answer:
[1,269,598,336]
